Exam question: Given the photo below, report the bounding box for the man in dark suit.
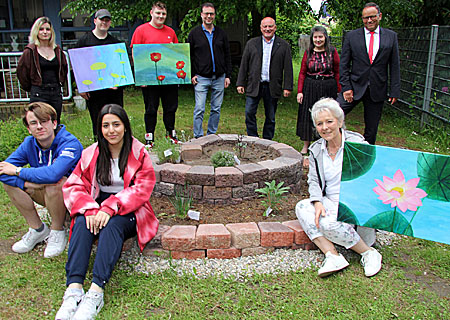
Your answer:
[337,2,400,144]
[236,17,293,140]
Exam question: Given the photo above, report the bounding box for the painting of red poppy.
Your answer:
[133,43,191,85]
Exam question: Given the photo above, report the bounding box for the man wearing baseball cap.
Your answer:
[75,9,125,140]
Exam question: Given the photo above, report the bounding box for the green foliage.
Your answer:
[323,0,448,30]
[255,180,290,216]
[211,150,235,168]
[275,9,317,56]
[341,142,376,181]
[417,153,450,202]
[169,184,194,218]
[234,134,247,158]
[0,117,28,161]
[153,137,180,164]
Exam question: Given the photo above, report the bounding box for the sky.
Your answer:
[309,0,322,13]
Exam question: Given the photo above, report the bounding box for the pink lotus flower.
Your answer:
[373,169,427,212]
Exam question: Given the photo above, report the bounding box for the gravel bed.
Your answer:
[117,231,399,279]
[35,204,399,279]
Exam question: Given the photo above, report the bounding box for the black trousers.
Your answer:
[141,85,178,135]
[86,88,124,136]
[30,85,63,124]
[337,87,384,145]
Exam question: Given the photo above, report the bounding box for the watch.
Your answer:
[15,167,22,176]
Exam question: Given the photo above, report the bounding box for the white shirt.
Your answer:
[365,26,380,62]
[261,36,274,82]
[98,158,124,193]
[322,130,346,202]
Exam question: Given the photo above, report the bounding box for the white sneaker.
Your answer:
[318,251,349,277]
[12,223,50,253]
[44,229,67,258]
[73,289,104,320]
[55,288,85,320]
[361,248,382,277]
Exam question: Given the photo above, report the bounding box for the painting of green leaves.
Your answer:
[68,43,134,93]
[133,43,190,86]
[338,142,450,245]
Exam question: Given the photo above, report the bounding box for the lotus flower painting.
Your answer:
[68,43,134,93]
[133,43,190,86]
[338,142,450,245]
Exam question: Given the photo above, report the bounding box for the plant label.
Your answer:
[265,207,273,216]
[188,210,200,221]
[234,155,241,165]
[164,149,173,157]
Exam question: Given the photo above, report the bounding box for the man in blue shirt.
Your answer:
[188,2,232,138]
[0,102,82,258]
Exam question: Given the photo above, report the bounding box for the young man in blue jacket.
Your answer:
[0,102,82,258]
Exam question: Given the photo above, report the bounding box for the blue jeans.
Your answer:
[66,213,137,289]
[193,74,225,138]
[245,82,278,140]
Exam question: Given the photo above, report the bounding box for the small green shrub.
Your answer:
[234,134,248,158]
[153,137,180,164]
[255,180,290,216]
[169,184,194,218]
[211,150,235,168]
[0,118,28,161]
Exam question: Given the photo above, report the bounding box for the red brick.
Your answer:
[203,186,232,199]
[215,167,243,187]
[207,247,241,259]
[194,134,221,147]
[225,222,260,249]
[181,144,202,161]
[145,225,171,249]
[258,222,294,247]
[282,220,311,244]
[171,250,206,259]
[241,246,273,257]
[161,225,197,251]
[160,164,191,184]
[196,224,231,249]
[269,142,293,153]
[236,163,269,184]
[186,165,215,186]
[217,134,238,141]
[153,162,171,183]
[277,148,302,159]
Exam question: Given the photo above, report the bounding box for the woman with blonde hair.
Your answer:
[17,17,68,123]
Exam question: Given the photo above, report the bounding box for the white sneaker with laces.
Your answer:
[73,289,104,320]
[12,223,50,253]
[318,251,349,277]
[361,248,382,277]
[44,229,67,258]
[55,288,84,320]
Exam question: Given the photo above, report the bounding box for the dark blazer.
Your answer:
[236,36,293,99]
[187,25,232,79]
[339,27,400,102]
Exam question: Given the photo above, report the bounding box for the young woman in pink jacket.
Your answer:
[56,104,158,320]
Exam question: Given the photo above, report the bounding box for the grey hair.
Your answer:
[311,97,345,128]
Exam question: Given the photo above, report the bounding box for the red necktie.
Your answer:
[368,31,375,64]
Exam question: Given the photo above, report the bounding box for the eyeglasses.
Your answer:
[362,14,379,21]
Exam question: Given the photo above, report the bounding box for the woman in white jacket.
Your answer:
[295,97,382,277]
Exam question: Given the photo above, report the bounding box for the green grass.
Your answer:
[0,64,449,318]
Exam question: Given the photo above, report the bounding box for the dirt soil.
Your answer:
[182,140,277,166]
[151,168,310,226]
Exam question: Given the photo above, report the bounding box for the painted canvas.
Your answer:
[338,142,450,245]
[133,43,190,86]
[68,43,134,93]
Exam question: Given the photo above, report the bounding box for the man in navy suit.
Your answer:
[337,2,400,144]
[236,17,293,140]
